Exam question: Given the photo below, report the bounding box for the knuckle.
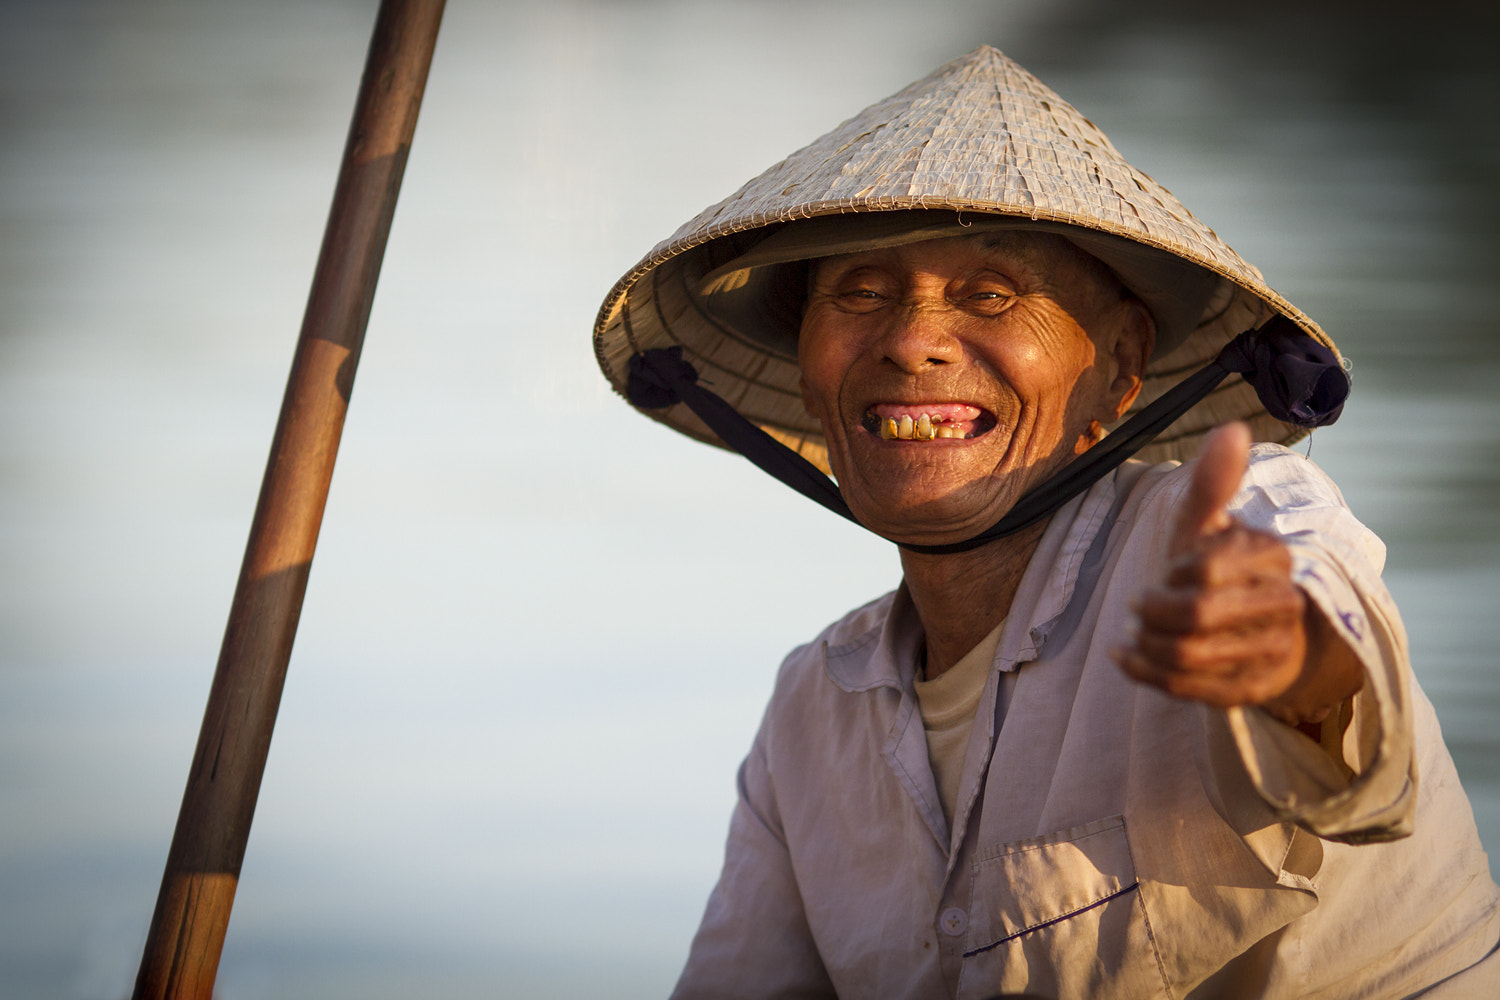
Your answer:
[1183,596,1217,631]
[1134,590,1177,625]
[1163,673,1198,699]
[1167,553,1207,587]
[1163,635,1199,667]
[1263,589,1301,616]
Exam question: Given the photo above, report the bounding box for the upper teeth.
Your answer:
[880,413,958,441]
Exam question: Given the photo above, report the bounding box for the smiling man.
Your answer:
[594,48,1500,998]
[799,233,1151,550]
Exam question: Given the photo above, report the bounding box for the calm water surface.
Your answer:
[2,1,1496,997]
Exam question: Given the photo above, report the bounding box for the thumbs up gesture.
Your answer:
[1115,423,1361,726]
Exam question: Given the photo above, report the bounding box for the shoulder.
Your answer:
[752,588,911,767]
[770,589,898,695]
[1126,442,1362,531]
[1129,441,1342,505]
[1237,442,1352,518]
[1100,443,1385,586]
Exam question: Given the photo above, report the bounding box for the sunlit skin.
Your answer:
[799,233,1152,546]
[797,232,1363,730]
[798,232,1151,675]
[1118,422,1365,733]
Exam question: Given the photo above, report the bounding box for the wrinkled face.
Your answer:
[798,232,1154,547]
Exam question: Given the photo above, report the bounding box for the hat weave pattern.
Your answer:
[595,45,1337,470]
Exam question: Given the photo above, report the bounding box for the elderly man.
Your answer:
[594,48,1500,997]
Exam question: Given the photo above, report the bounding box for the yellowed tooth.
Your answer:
[916,414,932,440]
[881,417,898,440]
[937,425,957,439]
[898,415,915,439]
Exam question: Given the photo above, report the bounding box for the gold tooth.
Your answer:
[881,417,898,440]
[916,414,932,440]
[898,415,915,439]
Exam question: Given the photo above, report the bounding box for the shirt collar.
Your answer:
[821,468,1127,693]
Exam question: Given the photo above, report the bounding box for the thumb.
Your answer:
[1170,421,1252,556]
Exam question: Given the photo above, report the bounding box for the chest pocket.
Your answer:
[958,816,1170,1000]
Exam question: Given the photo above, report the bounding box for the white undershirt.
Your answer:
[913,619,1005,827]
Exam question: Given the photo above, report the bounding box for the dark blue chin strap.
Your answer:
[626,315,1349,555]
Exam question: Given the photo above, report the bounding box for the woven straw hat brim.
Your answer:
[692,211,1224,361]
[594,46,1339,473]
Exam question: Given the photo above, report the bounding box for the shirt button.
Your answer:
[939,907,968,937]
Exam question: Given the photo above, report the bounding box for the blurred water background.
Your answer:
[2,1,1497,997]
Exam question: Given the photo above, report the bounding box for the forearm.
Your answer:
[1262,595,1366,734]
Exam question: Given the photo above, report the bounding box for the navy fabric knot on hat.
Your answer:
[1216,321,1348,428]
[626,345,696,410]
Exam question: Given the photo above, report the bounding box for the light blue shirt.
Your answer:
[673,446,1500,998]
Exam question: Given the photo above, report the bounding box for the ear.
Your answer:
[1100,298,1155,421]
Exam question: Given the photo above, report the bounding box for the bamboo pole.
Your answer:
[133,3,445,997]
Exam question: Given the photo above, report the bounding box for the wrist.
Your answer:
[1262,596,1364,728]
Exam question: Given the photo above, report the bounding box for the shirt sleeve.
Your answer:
[671,730,838,999]
[1220,445,1416,843]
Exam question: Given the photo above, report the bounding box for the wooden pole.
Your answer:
[133,3,444,997]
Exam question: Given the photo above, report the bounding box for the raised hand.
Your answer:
[1114,423,1360,727]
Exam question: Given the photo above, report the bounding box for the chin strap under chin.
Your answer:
[625,315,1349,555]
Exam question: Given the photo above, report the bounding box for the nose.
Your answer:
[878,302,963,373]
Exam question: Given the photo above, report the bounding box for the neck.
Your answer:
[900,518,1048,679]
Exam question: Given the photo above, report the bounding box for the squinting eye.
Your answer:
[837,288,886,307]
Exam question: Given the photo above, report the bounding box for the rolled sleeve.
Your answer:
[1224,447,1416,843]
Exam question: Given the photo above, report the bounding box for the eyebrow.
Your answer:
[977,232,1131,302]
[975,232,1040,256]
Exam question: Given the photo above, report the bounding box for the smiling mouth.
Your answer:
[861,404,997,441]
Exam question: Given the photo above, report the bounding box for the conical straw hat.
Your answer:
[593,45,1339,472]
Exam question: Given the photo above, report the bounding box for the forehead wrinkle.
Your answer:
[975,231,1122,298]
[802,230,1130,327]
[810,235,1043,291]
